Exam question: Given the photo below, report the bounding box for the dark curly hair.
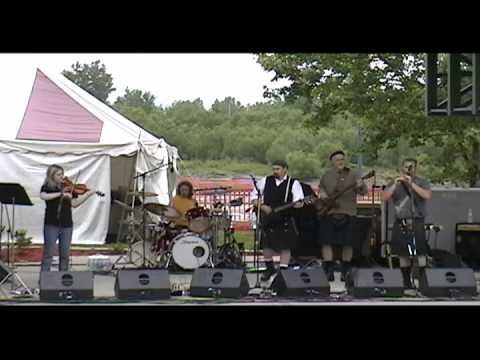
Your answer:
[176,180,194,198]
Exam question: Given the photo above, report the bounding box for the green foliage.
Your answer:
[15,229,32,248]
[114,88,158,111]
[211,97,243,115]
[286,151,323,179]
[63,60,116,102]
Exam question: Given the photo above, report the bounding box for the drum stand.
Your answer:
[216,227,243,268]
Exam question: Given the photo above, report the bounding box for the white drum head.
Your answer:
[171,233,210,270]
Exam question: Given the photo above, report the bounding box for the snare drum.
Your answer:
[185,207,211,233]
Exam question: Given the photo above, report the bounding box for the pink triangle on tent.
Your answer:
[16,69,103,142]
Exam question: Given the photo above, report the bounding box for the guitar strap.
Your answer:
[334,168,349,193]
[284,176,292,204]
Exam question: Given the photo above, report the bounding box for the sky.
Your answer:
[0,53,288,110]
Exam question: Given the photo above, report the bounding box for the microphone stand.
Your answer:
[405,167,419,294]
[133,162,172,268]
[369,171,381,267]
[381,185,393,269]
[250,175,263,291]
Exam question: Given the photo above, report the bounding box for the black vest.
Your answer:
[263,175,295,208]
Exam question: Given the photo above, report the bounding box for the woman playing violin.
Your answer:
[39,164,99,272]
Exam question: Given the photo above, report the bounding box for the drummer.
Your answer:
[169,181,198,228]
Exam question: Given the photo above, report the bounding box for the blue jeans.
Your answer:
[41,225,73,272]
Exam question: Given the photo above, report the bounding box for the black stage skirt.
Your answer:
[317,214,354,247]
[391,218,427,256]
[261,216,299,252]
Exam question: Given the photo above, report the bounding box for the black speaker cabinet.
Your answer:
[39,271,94,301]
[271,268,330,297]
[419,268,478,298]
[347,268,403,298]
[190,268,250,298]
[115,269,171,300]
[456,223,480,268]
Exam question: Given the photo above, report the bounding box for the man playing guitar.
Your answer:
[250,160,305,281]
[317,150,368,282]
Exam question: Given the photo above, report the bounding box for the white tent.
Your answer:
[0,68,178,245]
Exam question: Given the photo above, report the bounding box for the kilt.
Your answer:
[261,216,300,252]
[391,218,427,256]
[317,214,354,247]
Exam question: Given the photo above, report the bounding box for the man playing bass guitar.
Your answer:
[250,160,305,281]
[317,150,369,282]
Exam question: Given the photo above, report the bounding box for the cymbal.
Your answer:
[128,191,158,197]
[144,203,181,219]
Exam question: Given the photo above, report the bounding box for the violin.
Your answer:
[62,176,105,197]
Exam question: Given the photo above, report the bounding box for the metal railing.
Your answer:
[195,187,382,230]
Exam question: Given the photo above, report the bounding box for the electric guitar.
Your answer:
[314,170,375,216]
[257,195,317,226]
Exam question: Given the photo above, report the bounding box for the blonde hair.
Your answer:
[43,164,64,191]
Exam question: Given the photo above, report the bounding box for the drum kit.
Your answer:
[114,187,244,272]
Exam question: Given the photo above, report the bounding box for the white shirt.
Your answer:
[250,175,304,203]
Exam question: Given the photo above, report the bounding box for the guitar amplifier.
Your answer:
[456,223,480,268]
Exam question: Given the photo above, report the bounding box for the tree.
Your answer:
[286,151,322,179]
[257,53,480,186]
[211,97,243,115]
[114,88,157,111]
[63,60,116,102]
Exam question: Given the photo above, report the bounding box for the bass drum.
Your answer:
[170,232,211,270]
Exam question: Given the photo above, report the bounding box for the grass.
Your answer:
[228,230,254,250]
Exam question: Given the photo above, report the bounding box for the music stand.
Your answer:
[0,183,33,297]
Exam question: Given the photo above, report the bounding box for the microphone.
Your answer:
[425,224,443,231]
[407,164,413,175]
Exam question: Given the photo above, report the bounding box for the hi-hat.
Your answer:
[144,203,181,219]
